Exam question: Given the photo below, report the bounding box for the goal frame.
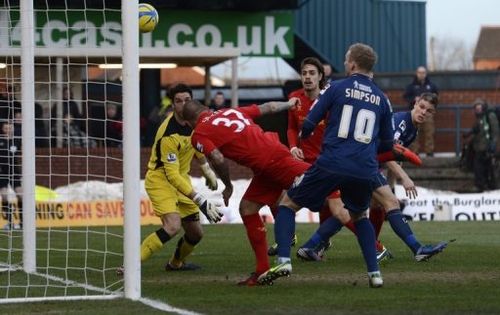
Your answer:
[1,0,240,304]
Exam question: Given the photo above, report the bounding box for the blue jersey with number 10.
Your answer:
[302,73,395,179]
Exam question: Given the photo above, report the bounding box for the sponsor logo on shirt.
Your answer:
[353,80,373,93]
[319,83,331,95]
[398,120,406,132]
[394,131,402,143]
[167,153,177,163]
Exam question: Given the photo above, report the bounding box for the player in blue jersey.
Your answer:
[297,92,448,265]
[258,43,394,288]
[370,92,448,262]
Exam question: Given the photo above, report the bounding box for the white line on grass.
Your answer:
[139,297,203,315]
[0,266,202,314]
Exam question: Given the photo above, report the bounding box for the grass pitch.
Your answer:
[1,221,500,314]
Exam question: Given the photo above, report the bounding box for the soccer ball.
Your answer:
[138,3,159,33]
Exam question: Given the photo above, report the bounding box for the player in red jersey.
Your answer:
[182,98,312,286]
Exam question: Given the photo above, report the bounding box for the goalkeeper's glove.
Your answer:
[377,144,422,166]
[193,193,223,224]
[200,162,218,191]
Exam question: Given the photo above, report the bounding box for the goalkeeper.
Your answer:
[138,83,222,272]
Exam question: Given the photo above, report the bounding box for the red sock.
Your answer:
[319,204,332,224]
[344,220,357,235]
[369,206,385,239]
[242,213,270,275]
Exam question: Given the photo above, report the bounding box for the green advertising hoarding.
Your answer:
[0,10,294,57]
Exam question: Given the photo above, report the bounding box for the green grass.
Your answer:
[1,222,500,314]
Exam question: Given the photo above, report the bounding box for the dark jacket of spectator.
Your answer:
[105,103,123,147]
[403,76,439,107]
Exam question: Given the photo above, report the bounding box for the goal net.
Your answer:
[0,0,141,302]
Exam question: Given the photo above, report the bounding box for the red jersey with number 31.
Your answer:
[191,105,292,173]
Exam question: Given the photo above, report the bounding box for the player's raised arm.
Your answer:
[258,97,300,116]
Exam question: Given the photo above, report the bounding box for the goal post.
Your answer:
[0,0,239,304]
[121,0,141,300]
[0,0,140,303]
[20,0,37,275]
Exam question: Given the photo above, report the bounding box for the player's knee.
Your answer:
[350,210,367,222]
[382,196,399,211]
[279,194,299,210]
[182,216,203,243]
[333,208,351,224]
[239,199,261,216]
[185,231,202,245]
[161,215,182,236]
[163,224,181,237]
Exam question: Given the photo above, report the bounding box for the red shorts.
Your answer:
[243,154,310,207]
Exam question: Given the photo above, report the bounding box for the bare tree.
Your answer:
[428,36,474,71]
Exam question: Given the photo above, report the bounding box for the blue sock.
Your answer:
[386,209,421,253]
[275,205,296,258]
[354,217,378,273]
[302,217,343,249]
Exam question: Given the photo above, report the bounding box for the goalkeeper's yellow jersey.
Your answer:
[147,113,203,197]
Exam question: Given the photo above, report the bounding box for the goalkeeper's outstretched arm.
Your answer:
[195,155,218,191]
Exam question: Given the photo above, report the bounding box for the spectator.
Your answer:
[403,66,439,157]
[208,91,227,111]
[105,103,123,147]
[52,86,84,133]
[466,99,498,192]
[0,85,21,121]
[0,121,23,230]
[0,86,10,121]
[147,89,172,144]
[61,112,96,148]
[34,101,49,147]
[2,85,48,147]
[323,63,333,84]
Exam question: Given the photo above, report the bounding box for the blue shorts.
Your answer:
[373,171,388,189]
[287,164,382,213]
